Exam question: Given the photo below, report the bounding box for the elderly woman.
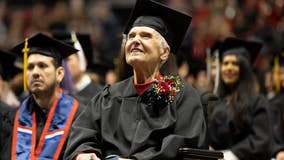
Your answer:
[63,0,207,160]
[208,37,271,160]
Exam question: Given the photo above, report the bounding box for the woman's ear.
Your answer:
[56,66,65,83]
[160,46,170,62]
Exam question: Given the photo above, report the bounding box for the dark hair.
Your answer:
[50,48,63,68]
[116,37,132,81]
[218,54,258,127]
[116,51,133,81]
[160,53,178,76]
[51,58,61,68]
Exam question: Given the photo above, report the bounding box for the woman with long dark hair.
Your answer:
[208,38,271,160]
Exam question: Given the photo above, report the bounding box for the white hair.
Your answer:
[156,31,170,52]
[152,30,170,67]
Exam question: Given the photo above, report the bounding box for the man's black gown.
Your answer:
[64,76,208,160]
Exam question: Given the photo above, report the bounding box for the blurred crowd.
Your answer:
[0,0,283,103]
[0,0,282,86]
[0,0,283,159]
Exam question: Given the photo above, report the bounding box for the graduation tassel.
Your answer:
[22,38,29,91]
[206,48,211,84]
[213,51,220,95]
[273,56,280,93]
[71,31,86,72]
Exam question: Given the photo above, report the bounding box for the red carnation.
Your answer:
[152,75,182,104]
[158,81,170,95]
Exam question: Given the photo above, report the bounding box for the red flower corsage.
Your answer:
[153,76,182,104]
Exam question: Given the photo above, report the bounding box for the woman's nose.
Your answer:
[226,63,234,68]
[131,35,141,44]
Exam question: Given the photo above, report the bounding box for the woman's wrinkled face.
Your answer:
[124,26,169,69]
[221,54,240,86]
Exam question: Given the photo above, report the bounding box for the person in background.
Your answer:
[64,0,208,159]
[0,50,22,157]
[206,41,222,94]
[263,68,276,100]
[0,49,21,108]
[0,33,84,160]
[208,37,271,160]
[270,49,284,160]
[53,31,103,105]
[105,69,118,85]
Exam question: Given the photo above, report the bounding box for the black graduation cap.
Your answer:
[52,32,75,46]
[207,40,222,64]
[270,48,284,67]
[0,50,21,81]
[219,37,263,64]
[276,48,284,66]
[210,41,222,58]
[124,0,192,54]
[52,31,93,70]
[10,33,78,65]
[52,32,92,57]
[52,31,93,67]
[10,33,78,91]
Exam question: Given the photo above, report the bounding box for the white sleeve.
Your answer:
[222,150,239,160]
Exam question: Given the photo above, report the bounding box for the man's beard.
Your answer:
[30,81,57,96]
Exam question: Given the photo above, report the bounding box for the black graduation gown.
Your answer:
[0,96,84,160]
[0,101,17,160]
[208,94,271,160]
[64,76,208,160]
[75,81,102,105]
[269,93,284,157]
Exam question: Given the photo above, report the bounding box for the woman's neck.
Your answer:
[133,69,160,84]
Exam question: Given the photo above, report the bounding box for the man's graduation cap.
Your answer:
[10,33,78,91]
[0,50,21,81]
[124,0,192,54]
[11,33,78,66]
[219,37,263,65]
